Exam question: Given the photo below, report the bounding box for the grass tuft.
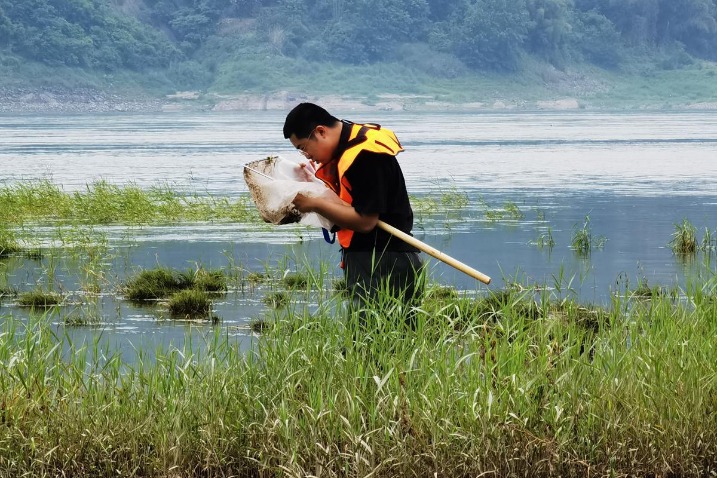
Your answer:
[167,289,212,319]
[0,180,259,225]
[670,218,698,254]
[17,290,63,308]
[123,267,193,301]
[282,272,308,289]
[262,291,289,309]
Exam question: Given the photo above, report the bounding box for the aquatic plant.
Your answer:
[17,290,63,308]
[424,285,459,300]
[439,185,470,209]
[534,227,555,249]
[1,276,717,476]
[123,267,193,301]
[250,318,271,333]
[0,286,18,301]
[262,291,289,309]
[246,271,269,285]
[503,201,524,220]
[670,218,697,254]
[0,179,260,226]
[282,272,308,289]
[190,268,228,293]
[0,226,21,257]
[631,278,665,299]
[167,289,212,319]
[571,215,606,256]
[124,266,229,302]
[700,227,716,253]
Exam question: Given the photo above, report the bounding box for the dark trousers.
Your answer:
[342,249,424,331]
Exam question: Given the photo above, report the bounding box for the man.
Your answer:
[283,102,423,327]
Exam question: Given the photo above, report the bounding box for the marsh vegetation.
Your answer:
[1,276,716,476]
[0,177,715,476]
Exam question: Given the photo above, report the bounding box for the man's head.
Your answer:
[283,103,341,164]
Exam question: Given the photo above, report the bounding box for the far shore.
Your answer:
[2,87,717,114]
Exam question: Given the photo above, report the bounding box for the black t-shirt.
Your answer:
[343,150,418,252]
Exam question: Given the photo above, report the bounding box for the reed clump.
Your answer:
[167,289,212,319]
[282,272,308,289]
[571,215,607,256]
[262,291,289,309]
[0,286,18,301]
[670,218,698,254]
[0,179,259,225]
[17,290,63,308]
[192,268,228,293]
[1,281,716,477]
[123,267,193,301]
[0,226,21,257]
[123,266,227,301]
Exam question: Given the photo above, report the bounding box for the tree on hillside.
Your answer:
[657,0,717,57]
[526,0,574,65]
[574,0,717,58]
[449,0,530,71]
[0,0,180,70]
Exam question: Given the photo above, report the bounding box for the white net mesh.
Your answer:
[243,156,334,229]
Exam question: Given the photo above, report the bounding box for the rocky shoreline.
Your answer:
[0,87,163,114]
[2,86,716,114]
[0,87,584,114]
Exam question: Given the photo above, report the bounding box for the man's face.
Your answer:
[290,125,333,165]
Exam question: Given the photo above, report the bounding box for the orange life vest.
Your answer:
[315,122,404,248]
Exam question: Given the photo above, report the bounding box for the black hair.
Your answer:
[283,103,340,139]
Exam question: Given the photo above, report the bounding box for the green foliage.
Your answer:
[572,9,624,68]
[0,180,258,226]
[0,225,21,257]
[525,0,575,66]
[2,274,717,475]
[571,215,607,256]
[2,0,717,89]
[123,266,228,301]
[670,218,698,254]
[167,289,212,318]
[0,0,179,70]
[123,267,194,301]
[451,0,531,71]
[17,290,63,308]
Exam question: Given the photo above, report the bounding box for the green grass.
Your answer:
[167,289,213,319]
[0,180,259,226]
[571,215,607,256]
[281,272,308,289]
[670,218,698,254]
[0,225,21,257]
[123,267,228,301]
[123,267,194,301]
[262,291,290,309]
[1,277,716,476]
[534,227,556,249]
[192,268,228,293]
[16,290,63,308]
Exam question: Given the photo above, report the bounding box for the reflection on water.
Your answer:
[1,111,716,359]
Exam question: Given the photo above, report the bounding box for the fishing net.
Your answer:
[243,156,335,229]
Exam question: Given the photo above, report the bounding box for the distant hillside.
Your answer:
[1,0,716,111]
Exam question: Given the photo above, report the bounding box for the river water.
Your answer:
[1,110,716,357]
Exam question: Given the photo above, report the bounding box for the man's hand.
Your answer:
[292,193,315,213]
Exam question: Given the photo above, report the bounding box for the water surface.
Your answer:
[2,110,716,357]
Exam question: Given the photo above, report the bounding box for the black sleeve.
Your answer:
[344,151,395,215]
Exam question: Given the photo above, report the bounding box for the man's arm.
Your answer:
[292,193,378,233]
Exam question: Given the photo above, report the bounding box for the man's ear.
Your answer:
[314,125,327,138]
